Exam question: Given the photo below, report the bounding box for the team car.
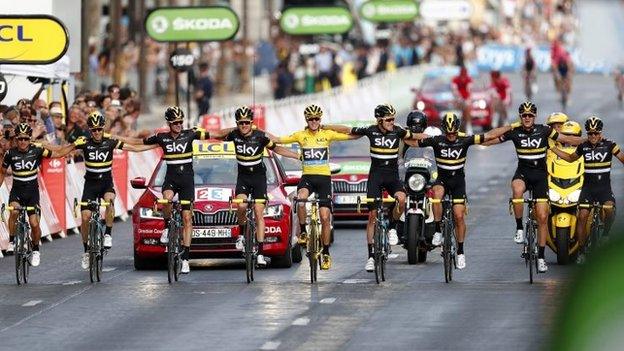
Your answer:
[130,141,299,269]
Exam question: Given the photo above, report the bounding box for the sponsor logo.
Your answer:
[145,7,240,42]
[49,159,62,168]
[440,148,462,159]
[265,226,282,234]
[520,138,542,148]
[373,137,397,148]
[585,151,608,162]
[279,7,353,35]
[359,0,418,23]
[303,148,328,161]
[0,15,69,64]
[165,141,188,153]
[236,144,259,155]
[88,150,109,162]
[14,159,36,170]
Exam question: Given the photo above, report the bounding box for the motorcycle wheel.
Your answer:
[556,227,571,265]
[406,214,421,265]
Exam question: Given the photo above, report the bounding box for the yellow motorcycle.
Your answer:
[546,122,584,264]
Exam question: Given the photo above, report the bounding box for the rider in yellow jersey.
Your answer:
[275,104,358,270]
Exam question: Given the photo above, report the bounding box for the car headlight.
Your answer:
[139,207,162,219]
[473,99,487,109]
[567,189,581,203]
[548,189,561,202]
[416,101,426,111]
[264,204,283,219]
[408,174,426,192]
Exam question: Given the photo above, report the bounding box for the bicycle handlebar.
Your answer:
[428,198,466,205]
[0,203,37,223]
[508,197,549,216]
[230,197,267,205]
[356,196,396,213]
[578,203,615,210]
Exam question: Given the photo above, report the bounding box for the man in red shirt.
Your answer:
[490,70,511,126]
[550,39,574,108]
[451,66,473,132]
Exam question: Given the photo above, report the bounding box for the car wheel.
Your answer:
[292,242,303,263]
[272,241,293,268]
[134,250,164,270]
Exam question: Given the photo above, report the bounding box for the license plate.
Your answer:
[334,195,360,204]
[192,228,231,238]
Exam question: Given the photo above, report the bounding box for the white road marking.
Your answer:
[388,254,399,259]
[260,341,281,350]
[478,187,490,193]
[292,317,310,326]
[102,267,116,272]
[62,280,82,285]
[320,297,336,304]
[22,300,42,307]
[343,278,371,284]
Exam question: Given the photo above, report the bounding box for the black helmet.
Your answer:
[518,101,537,116]
[303,104,323,120]
[406,110,427,133]
[585,116,603,132]
[87,111,106,129]
[441,112,461,133]
[164,106,184,123]
[374,103,396,119]
[235,106,254,122]
[15,123,32,137]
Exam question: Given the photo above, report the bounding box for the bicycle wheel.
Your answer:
[245,225,254,284]
[380,230,389,282]
[96,227,104,282]
[443,222,452,283]
[374,224,383,284]
[15,232,24,285]
[167,227,176,284]
[173,229,182,282]
[527,224,534,284]
[88,221,98,283]
[22,233,31,285]
[308,222,319,283]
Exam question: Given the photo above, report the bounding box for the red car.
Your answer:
[130,141,299,269]
[329,137,372,219]
[412,66,496,130]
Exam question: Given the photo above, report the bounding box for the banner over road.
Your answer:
[145,7,240,42]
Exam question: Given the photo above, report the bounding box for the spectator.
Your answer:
[273,61,294,99]
[65,107,87,143]
[194,62,213,116]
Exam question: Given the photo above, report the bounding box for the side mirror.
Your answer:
[130,177,147,189]
[329,163,342,175]
[284,175,301,187]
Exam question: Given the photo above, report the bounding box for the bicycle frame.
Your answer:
[510,194,548,284]
[230,197,266,283]
[75,199,110,283]
[155,199,190,283]
[1,203,35,285]
[579,202,614,253]
[358,196,396,284]
[295,196,322,283]
[429,197,464,283]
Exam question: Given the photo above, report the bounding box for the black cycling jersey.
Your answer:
[575,139,621,184]
[2,143,52,185]
[418,133,484,175]
[500,125,558,170]
[224,129,275,173]
[75,137,124,180]
[351,125,411,169]
[143,128,208,174]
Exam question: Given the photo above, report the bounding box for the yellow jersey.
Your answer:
[278,128,351,176]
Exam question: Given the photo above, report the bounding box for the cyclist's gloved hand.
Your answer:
[103,132,111,138]
[73,136,87,147]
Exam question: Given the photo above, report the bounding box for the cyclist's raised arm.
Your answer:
[50,143,77,158]
[272,145,300,160]
[613,144,624,165]
[122,143,159,152]
[323,124,352,134]
[276,133,298,144]
[483,122,517,142]
[207,127,235,140]
[555,132,584,146]
[114,134,146,145]
[551,146,580,163]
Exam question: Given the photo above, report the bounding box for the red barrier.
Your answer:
[201,114,222,133]
[251,104,266,130]
[112,150,129,209]
[41,158,66,232]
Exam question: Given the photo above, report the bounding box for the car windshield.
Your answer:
[421,76,452,94]
[276,155,301,172]
[404,147,435,162]
[152,157,277,186]
[330,138,369,157]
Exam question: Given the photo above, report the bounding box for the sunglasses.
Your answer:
[306,117,321,122]
[170,121,183,126]
[521,114,535,119]
[381,118,395,123]
[17,137,30,141]
[91,128,103,133]
[237,121,252,125]
[587,131,601,136]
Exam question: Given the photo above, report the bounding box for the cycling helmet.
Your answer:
[560,121,582,136]
[441,112,461,133]
[374,103,396,119]
[518,101,537,116]
[87,111,106,129]
[303,104,323,120]
[164,106,184,123]
[406,110,428,133]
[546,112,568,126]
[15,123,32,137]
[585,116,603,132]
[235,106,253,122]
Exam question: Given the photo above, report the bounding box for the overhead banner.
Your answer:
[279,7,353,35]
[145,7,240,42]
[0,15,69,64]
[419,0,473,21]
[359,0,418,23]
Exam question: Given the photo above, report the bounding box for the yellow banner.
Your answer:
[0,16,69,64]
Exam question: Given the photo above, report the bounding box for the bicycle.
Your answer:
[429,196,465,283]
[230,196,267,283]
[74,198,111,283]
[1,203,37,285]
[580,202,615,255]
[510,192,548,284]
[154,199,191,284]
[294,195,323,284]
[358,196,396,284]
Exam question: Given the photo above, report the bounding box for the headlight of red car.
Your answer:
[139,207,163,220]
[472,99,487,109]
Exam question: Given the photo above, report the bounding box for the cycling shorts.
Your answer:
[366,169,405,209]
[513,167,548,199]
[235,173,268,201]
[579,182,615,205]
[9,183,40,216]
[162,172,194,210]
[297,175,332,208]
[81,178,115,211]
[557,61,569,78]
[433,173,467,201]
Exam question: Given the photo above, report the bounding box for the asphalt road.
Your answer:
[0,73,622,351]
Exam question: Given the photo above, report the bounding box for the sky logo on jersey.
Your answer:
[14,159,36,170]
[373,137,397,148]
[441,148,462,159]
[236,144,259,156]
[166,141,188,153]
[585,151,608,162]
[520,138,542,148]
[303,148,328,164]
[88,150,109,162]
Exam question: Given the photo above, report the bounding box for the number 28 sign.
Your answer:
[194,187,233,202]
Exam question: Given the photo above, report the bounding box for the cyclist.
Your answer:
[324,104,416,272]
[550,116,623,259]
[451,66,473,134]
[0,123,76,266]
[484,102,583,273]
[75,112,157,269]
[404,113,513,269]
[550,39,574,107]
[523,47,537,100]
[490,70,512,128]
[211,106,299,267]
[117,106,212,274]
[274,104,356,270]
